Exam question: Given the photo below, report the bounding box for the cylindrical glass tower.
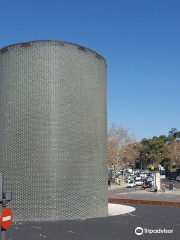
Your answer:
[0,40,107,221]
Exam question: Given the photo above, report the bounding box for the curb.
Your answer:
[108,198,180,207]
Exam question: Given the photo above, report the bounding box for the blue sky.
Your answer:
[0,0,180,140]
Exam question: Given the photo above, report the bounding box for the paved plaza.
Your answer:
[6,204,180,240]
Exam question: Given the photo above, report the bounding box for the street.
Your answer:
[108,178,180,202]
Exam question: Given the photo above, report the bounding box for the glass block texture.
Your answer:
[0,41,108,221]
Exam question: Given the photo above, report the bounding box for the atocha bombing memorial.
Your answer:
[0,40,108,221]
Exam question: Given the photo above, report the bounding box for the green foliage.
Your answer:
[173,131,180,140]
[168,128,177,136]
[137,128,179,169]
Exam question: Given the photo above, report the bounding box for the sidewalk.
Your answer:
[108,184,180,202]
[108,203,135,216]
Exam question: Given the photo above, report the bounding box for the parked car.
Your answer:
[160,170,166,179]
[127,180,136,188]
[126,177,134,183]
[140,174,147,179]
[160,174,166,179]
[146,177,153,182]
[135,177,143,186]
[145,180,153,188]
[134,169,140,175]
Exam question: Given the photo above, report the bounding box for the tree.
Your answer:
[168,128,177,137]
[167,128,178,144]
[108,123,139,166]
[137,135,168,169]
[122,142,142,168]
[167,140,180,167]
[173,131,180,140]
[108,125,180,171]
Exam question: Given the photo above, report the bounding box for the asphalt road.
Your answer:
[6,204,180,240]
[108,178,180,202]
